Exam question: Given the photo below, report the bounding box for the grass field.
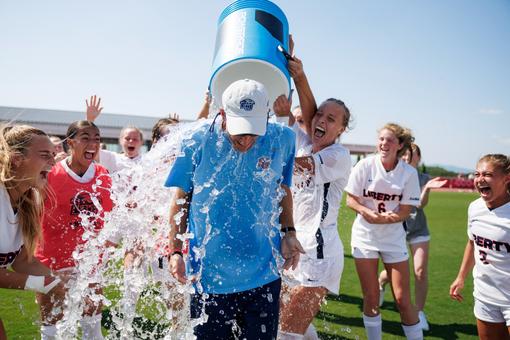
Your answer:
[0,191,479,339]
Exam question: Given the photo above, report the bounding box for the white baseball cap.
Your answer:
[222,79,269,136]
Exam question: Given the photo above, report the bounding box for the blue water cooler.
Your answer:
[209,0,290,108]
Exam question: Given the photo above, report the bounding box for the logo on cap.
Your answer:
[240,99,255,112]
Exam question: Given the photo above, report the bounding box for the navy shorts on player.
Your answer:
[191,279,281,340]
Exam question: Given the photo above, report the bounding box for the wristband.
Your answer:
[24,275,61,294]
[280,226,296,234]
[170,250,183,258]
[275,116,290,125]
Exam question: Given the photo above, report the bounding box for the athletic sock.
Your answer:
[278,330,304,339]
[304,323,319,340]
[418,310,429,331]
[363,314,382,340]
[402,322,423,340]
[80,314,104,340]
[40,324,57,340]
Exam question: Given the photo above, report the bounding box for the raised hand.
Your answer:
[86,95,103,122]
[169,112,180,122]
[288,56,305,81]
[273,95,291,117]
[425,177,448,190]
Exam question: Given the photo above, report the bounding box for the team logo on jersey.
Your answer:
[257,156,271,170]
[240,99,255,111]
[0,246,22,267]
[363,189,402,201]
[70,192,103,229]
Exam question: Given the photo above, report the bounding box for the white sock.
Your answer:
[303,323,319,340]
[402,322,423,340]
[40,324,57,340]
[278,330,304,339]
[363,314,382,340]
[80,314,103,340]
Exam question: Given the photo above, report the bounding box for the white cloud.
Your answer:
[479,108,503,115]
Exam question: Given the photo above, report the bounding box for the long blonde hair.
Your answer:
[0,124,48,259]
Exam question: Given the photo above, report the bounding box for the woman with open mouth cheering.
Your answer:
[0,124,65,340]
[450,154,510,340]
[35,120,113,340]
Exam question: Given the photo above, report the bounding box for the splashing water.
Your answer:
[52,114,293,339]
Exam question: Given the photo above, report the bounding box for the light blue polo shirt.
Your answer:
[165,121,295,294]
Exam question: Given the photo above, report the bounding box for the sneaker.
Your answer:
[418,311,430,331]
[378,285,385,307]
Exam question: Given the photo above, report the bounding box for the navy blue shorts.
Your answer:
[191,279,281,340]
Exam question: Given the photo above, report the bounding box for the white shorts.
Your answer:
[408,235,431,245]
[352,247,408,264]
[474,298,510,326]
[284,252,344,295]
[285,227,344,294]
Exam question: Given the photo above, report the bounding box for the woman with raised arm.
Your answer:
[450,154,510,340]
[274,55,352,340]
[85,95,144,173]
[344,123,423,340]
[0,124,64,340]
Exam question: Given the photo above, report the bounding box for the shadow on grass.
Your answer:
[320,294,478,339]
[102,309,168,339]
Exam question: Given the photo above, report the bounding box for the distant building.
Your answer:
[0,106,185,152]
[1,105,374,157]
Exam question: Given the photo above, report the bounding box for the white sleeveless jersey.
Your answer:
[0,184,23,268]
[345,155,421,252]
[291,125,351,257]
[468,198,510,307]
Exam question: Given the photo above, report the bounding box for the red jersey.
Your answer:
[35,161,112,270]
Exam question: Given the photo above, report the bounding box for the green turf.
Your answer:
[315,191,479,339]
[0,191,479,339]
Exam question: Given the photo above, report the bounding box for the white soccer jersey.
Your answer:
[345,155,421,252]
[99,150,141,173]
[291,125,351,258]
[0,184,23,268]
[468,198,510,307]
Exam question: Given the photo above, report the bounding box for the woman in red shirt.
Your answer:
[35,120,112,340]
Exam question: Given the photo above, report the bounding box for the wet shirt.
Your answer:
[345,155,421,252]
[165,122,295,294]
[291,124,351,255]
[0,184,23,268]
[469,198,510,307]
[35,160,113,270]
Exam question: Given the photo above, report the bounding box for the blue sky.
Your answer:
[1,1,508,169]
